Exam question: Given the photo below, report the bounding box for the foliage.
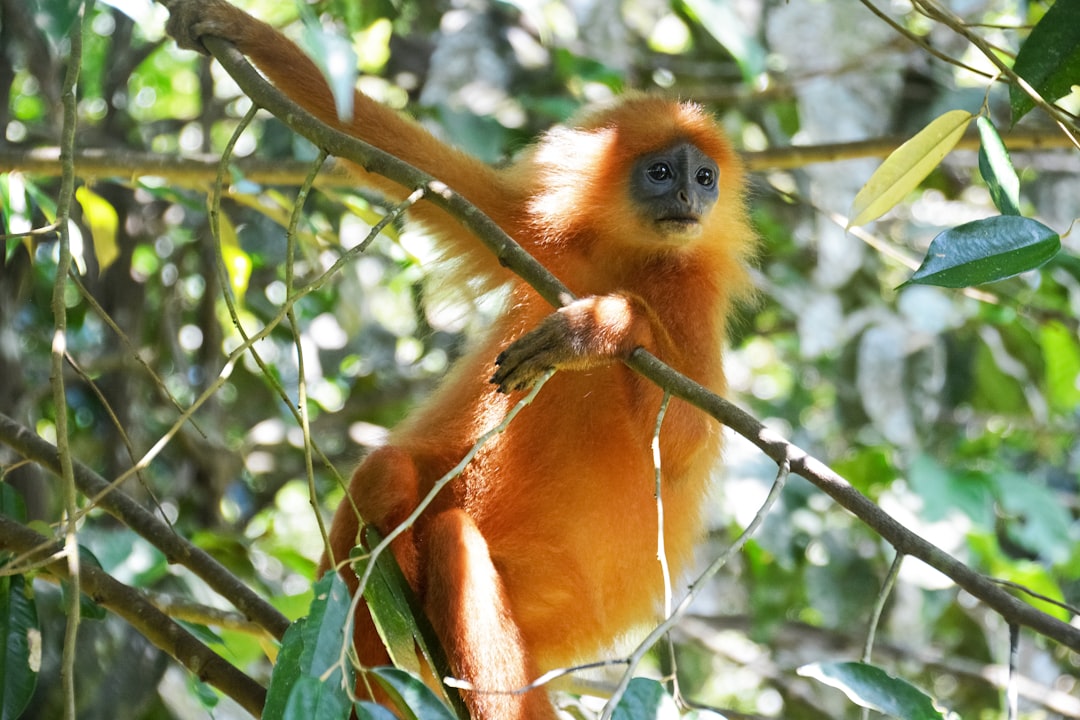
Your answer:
[1,0,1078,718]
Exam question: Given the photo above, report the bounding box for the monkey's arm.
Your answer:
[491,294,670,392]
[164,0,518,283]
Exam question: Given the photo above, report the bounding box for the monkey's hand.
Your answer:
[491,294,658,393]
[163,0,254,55]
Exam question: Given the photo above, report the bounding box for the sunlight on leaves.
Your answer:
[75,186,119,272]
[217,210,253,303]
[848,110,973,227]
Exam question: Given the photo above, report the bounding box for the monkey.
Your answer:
[165,2,756,717]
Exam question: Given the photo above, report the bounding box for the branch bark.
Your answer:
[0,412,291,640]
[195,34,1080,654]
[0,515,267,717]
[1,128,1074,187]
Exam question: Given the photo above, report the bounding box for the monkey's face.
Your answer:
[629,141,720,242]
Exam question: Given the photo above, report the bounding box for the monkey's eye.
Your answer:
[696,167,716,187]
[647,163,673,182]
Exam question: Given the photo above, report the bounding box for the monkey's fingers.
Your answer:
[489,325,567,393]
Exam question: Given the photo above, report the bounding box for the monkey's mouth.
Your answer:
[656,215,702,235]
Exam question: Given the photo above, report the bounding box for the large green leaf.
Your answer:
[264,573,354,720]
[1010,0,1080,122]
[903,215,1060,288]
[1,575,39,720]
[264,621,305,720]
[282,675,350,720]
[799,662,945,720]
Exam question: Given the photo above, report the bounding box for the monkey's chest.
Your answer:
[466,397,716,669]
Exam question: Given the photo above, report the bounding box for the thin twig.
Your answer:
[53,4,90,716]
[602,457,792,719]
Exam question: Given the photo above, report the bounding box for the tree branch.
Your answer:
[1,128,1074,187]
[191,34,1080,654]
[0,412,291,641]
[0,515,267,717]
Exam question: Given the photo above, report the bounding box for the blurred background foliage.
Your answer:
[1,0,1078,717]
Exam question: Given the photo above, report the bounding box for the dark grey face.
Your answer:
[630,142,720,238]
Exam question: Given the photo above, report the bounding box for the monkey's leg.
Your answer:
[423,509,558,720]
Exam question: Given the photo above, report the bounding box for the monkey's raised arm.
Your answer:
[164,0,520,287]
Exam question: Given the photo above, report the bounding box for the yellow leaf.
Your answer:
[848,109,974,227]
[217,211,252,303]
[75,186,119,271]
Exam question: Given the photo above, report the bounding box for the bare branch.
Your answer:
[0,412,291,640]
[0,515,267,716]
[1,128,1074,185]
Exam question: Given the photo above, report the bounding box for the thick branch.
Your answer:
[0,412,290,640]
[0,515,267,717]
[1,129,1074,186]
[192,34,1080,654]
[0,146,355,188]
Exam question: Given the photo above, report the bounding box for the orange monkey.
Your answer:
[166,2,756,717]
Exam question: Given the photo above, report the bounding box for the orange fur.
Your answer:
[167,2,757,717]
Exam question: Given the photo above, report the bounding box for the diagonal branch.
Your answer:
[0,515,267,716]
[0,412,291,640]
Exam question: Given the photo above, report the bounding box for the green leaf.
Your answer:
[61,547,107,621]
[265,574,354,720]
[75,186,120,272]
[32,0,83,44]
[355,18,392,74]
[976,117,1020,216]
[355,543,423,675]
[299,573,354,686]
[611,677,678,720]
[903,215,1060,288]
[849,110,973,227]
[303,22,358,122]
[1,575,40,720]
[355,701,400,720]
[217,211,252,303]
[1010,0,1080,122]
[264,621,306,720]
[0,484,27,523]
[352,527,468,718]
[369,666,457,720]
[799,661,945,720]
[681,0,767,83]
[1041,321,1080,413]
[993,473,1073,565]
[282,675,350,720]
[907,455,994,527]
